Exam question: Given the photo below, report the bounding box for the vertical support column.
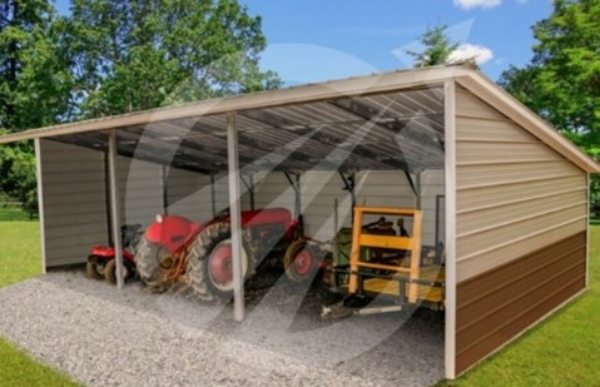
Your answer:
[210,174,217,217]
[586,173,590,288]
[227,112,245,322]
[348,207,363,293]
[444,80,457,380]
[248,174,255,211]
[34,138,47,274]
[108,130,125,289]
[407,210,423,304]
[161,165,169,215]
[104,152,114,246]
[415,172,422,210]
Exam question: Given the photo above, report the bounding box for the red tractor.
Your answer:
[86,224,143,284]
[134,208,321,301]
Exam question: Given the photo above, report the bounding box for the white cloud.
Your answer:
[449,44,494,65]
[453,0,502,9]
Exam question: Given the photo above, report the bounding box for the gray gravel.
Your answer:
[0,271,444,386]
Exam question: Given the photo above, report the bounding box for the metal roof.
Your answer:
[1,64,598,174]
[54,87,446,174]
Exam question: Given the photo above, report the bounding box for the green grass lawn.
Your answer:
[0,221,79,387]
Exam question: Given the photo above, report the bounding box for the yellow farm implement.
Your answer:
[323,207,445,317]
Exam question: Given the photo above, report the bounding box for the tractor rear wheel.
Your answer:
[283,240,319,282]
[85,260,104,280]
[187,223,253,303]
[134,236,173,292]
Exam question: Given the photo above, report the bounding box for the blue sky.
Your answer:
[54,0,553,85]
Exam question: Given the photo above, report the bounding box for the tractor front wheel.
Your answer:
[283,240,319,282]
[134,236,173,292]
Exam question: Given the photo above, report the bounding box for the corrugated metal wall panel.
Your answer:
[458,190,587,235]
[457,203,587,256]
[301,171,353,241]
[457,142,563,164]
[253,172,296,213]
[40,140,108,267]
[419,170,446,246]
[456,232,586,374]
[457,218,586,282]
[457,175,586,214]
[456,90,507,121]
[457,161,580,189]
[455,90,588,283]
[455,117,536,143]
[166,168,214,220]
[250,171,444,245]
[454,88,589,375]
[118,157,163,227]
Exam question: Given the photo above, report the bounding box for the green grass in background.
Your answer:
[0,222,79,387]
[0,206,38,222]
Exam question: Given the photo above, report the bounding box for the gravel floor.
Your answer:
[0,270,444,386]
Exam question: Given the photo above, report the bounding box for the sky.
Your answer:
[54,0,553,86]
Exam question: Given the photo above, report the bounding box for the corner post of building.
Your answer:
[227,111,245,322]
[107,129,125,289]
[34,138,47,274]
[444,79,457,379]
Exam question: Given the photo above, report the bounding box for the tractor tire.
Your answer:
[283,240,320,282]
[85,260,104,280]
[134,236,172,292]
[103,258,136,285]
[187,223,253,303]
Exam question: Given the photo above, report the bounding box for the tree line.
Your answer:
[0,0,280,211]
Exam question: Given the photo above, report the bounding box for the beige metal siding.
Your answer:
[253,172,296,213]
[301,171,353,241]
[455,90,588,283]
[249,171,444,245]
[40,140,108,267]
[117,156,162,227]
[166,168,215,220]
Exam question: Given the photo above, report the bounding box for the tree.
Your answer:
[0,1,72,211]
[406,25,462,68]
[499,0,600,203]
[0,0,72,131]
[62,0,281,118]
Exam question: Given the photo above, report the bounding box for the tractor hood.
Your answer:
[144,208,294,253]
